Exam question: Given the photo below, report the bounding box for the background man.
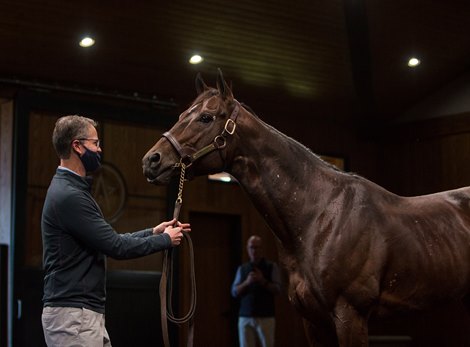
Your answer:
[231,235,281,347]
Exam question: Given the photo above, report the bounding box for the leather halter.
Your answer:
[162,100,240,169]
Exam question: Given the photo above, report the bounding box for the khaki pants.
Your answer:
[42,307,112,347]
[238,316,275,347]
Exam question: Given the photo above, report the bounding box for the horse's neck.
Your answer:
[229,113,337,248]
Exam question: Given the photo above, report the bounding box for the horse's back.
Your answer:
[372,186,470,311]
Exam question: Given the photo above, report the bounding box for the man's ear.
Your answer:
[71,140,82,155]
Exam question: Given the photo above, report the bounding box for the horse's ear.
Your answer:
[195,73,208,95]
[216,68,233,100]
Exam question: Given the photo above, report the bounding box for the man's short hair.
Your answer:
[52,115,98,159]
[248,235,262,245]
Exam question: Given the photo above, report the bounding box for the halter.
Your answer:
[162,100,240,170]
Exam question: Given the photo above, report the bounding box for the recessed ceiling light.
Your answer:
[79,37,95,48]
[407,57,420,67]
[189,55,203,64]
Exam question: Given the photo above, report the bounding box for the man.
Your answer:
[231,235,281,347]
[41,115,191,347]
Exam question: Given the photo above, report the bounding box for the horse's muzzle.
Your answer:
[142,152,160,181]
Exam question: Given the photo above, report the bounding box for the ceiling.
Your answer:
[0,0,469,124]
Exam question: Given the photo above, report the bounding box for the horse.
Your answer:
[142,70,470,347]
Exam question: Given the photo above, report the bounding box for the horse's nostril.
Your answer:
[150,153,161,163]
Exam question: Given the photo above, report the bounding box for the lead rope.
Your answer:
[160,160,197,347]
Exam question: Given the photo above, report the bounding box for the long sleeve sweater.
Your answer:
[41,168,171,313]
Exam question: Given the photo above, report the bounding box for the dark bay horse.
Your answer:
[142,70,470,347]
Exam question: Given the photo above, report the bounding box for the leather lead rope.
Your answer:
[160,161,197,347]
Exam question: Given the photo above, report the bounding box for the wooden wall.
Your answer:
[0,99,14,347]
[381,112,470,196]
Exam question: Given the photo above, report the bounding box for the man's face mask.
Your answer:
[80,146,101,172]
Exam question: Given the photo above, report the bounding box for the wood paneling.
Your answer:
[0,99,13,347]
[0,100,14,246]
[381,112,470,196]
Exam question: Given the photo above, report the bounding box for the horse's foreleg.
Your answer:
[333,298,369,347]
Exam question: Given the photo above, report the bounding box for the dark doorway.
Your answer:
[185,212,241,347]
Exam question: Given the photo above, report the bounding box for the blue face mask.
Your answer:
[80,146,101,172]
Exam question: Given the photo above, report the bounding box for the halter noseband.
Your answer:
[162,100,240,168]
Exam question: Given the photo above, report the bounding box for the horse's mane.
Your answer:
[241,103,351,175]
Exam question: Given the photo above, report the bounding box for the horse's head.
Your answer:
[142,70,241,184]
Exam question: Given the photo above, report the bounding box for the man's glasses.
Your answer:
[77,138,100,147]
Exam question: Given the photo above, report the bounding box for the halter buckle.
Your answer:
[224,119,236,135]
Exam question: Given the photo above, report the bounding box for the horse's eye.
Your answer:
[199,114,214,124]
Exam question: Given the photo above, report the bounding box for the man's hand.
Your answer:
[176,221,191,233]
[153,219,177,234]
[153,219,191,235]
[153,219,191,246]
[164,225,184,246]
[246,268,267,285]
